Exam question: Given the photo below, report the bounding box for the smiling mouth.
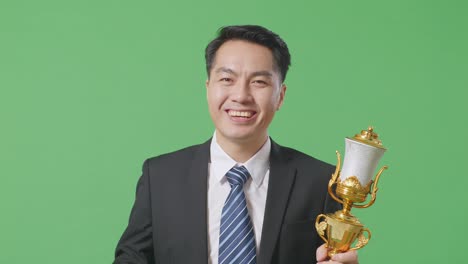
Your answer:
[227,110,256,118]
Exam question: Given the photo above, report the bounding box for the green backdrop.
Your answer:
[1,0,467,263]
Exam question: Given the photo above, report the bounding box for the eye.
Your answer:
[252,80,268,87]
[219,77,233,83]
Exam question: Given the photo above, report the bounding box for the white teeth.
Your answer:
[229,110,254,118]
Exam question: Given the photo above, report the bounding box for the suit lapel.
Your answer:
[183,139,211,264]
[258,140,296,264]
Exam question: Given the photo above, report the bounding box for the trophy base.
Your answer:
[315,211,371,257]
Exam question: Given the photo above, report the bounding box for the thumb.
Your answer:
[316,243,329,262]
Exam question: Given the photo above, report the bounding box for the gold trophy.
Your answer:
[315,127,388,257]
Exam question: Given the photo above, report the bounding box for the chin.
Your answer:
[219,129,261,143]
[225,133,253,142]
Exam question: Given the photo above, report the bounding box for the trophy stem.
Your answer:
[342,199,353,215]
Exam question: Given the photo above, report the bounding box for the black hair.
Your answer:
[205,25,291,82]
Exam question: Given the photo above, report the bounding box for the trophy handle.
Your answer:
[353,165,388,209]
[328,151,344,204]
[349,228,371,250]
[315,214,328,245]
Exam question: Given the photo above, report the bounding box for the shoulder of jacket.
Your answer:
[143,141,208,167]
[274,143,335,171]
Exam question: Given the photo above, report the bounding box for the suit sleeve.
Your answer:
[114,159,155,264]
[323,189,342,214]
[323,164,342,215]
[316,168,343,248]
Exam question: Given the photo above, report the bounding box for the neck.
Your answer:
[215,133,268,163]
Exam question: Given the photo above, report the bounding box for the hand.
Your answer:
[316,244,359,264]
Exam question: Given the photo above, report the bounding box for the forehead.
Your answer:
[211,40,277,75]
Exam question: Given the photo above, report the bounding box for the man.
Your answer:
[114,25,358,264]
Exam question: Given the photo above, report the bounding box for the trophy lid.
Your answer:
[349,126,386,149]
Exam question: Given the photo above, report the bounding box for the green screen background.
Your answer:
[1,0,467,263]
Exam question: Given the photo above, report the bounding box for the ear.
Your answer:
[205,79,210,100]
[276,84,287,110]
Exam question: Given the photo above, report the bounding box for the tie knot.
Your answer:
[226,165,250,187]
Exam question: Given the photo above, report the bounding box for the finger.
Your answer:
[316,243,329,261]
[330,249,358,264]
[317,261,343,264]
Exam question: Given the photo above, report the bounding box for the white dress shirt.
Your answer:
[207,132,271,264]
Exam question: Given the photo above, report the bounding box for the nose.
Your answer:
[231,81,252,103]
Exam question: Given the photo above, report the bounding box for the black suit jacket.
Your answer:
[114,139,340,264]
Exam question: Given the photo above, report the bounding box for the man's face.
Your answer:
[206,40,286,146]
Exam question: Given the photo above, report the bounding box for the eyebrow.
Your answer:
[215,67,237,76]
[214,67,273,78]
[251,71,273,78]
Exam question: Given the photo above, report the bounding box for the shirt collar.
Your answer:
[210,131,270,188]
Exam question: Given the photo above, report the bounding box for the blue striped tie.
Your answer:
[218,166,257,264]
